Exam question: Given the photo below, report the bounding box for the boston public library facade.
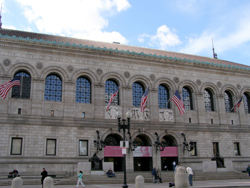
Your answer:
[0,28,250,175]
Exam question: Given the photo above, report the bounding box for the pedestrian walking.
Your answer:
[76,171,85,188]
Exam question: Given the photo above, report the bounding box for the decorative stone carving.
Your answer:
[217,82,222,88]
[67,65,73,72]
[36,62,43,69]
[173,77,179,83]
[236,84,241,90]
[3,59,11,66]
[105,106,121,119]
[196,79,201,86]
[159,109,174,122]
[96,68,103,76]
[130,108,150,121]
[124,71,130,78]
[150,74,155,81]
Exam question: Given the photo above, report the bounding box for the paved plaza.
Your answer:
[1,179,250,188]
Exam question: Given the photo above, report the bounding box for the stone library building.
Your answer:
[0,28,250,175]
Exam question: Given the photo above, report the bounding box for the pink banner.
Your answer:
[133,146,152,157]
[104,146,123,157]
[160,147,178,157]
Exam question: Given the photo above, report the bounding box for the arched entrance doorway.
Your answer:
[161,135,178,171]
[133,134,153,171]
[103,134,123,172]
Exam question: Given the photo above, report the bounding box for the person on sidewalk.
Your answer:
[76,171,86,188]
[106,168,115,177]
[152,167,157,183]
[41,168,47,188]
[186,167,193,186]
[247,164,250,176]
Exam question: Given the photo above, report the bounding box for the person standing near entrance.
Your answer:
[172,161,176,171]
[76,171,85,188]
[247,165,250,176]
[41,168,47,188]
[186,167,193,186]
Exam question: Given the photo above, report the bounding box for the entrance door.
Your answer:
[104,157,123,171]
[161,157,178,171]
[134,157,152,171]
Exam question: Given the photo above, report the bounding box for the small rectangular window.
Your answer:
[82,112,85,118]
[11,137,22,155]
[46,139,56,155]
[18,108,21,114]
[211,119,213,124]
[51,110,54,117]
[234,142,240,156]
[79,140,88,156]
[189,118,191,123]
[190,142,197,156]
[231,120,234,125]
[213,142,219,156]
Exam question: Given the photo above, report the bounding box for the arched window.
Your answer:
[182,87,193,110]
[76,77,91,103]
[132,82,144,107]
[243,92,250,114]
[105,79,119,106]
[158,84,170,109]
[204,89,214,111]
[224,90,233,112]
[44,74,62,101]
[11,71,31,99]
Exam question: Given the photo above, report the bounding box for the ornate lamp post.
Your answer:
[117,110,131,188]
[93,130,106,152]
[181,133,194,152]
[155,132,166,151]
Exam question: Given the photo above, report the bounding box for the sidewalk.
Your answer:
[1,179,250,188]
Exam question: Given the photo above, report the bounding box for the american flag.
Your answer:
[232,97,242,112]
[0,77,21,99]
[140,86,149,112]
[106,86,119,111]
[172,90,185,116]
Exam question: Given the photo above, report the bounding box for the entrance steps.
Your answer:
[0,171,248,186]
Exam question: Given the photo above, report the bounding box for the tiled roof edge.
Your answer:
[1,33,250,71]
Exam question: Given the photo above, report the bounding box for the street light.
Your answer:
[181,133,194,152]
[117,110,131,188]
[93,130,106,152]
[155,132,166,151]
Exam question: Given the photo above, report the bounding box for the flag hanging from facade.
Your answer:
[0,77,21,99]
[172,90,185,116]
[106,86,119,111]
[140,86,149,112]
[232,97,242,112]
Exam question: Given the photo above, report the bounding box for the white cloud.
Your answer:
[14,0,131,43]
[179,9,250,57]
[138,25,182,50]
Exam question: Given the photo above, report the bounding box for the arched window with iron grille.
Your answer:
[11,71,31,99]
[105,79,119,106]
[44,74,62,101]
[204,88,214,111]
[158,84,170,109]
[76,76,91,103]
[132,82,144,107]
[224,90,233,112]
[182,87,193,110]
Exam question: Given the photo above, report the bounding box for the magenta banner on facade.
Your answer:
[133,146,152,157]
[160,147,178,157]
[104,146,123,157]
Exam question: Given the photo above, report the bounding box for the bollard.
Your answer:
[135,175,144,188]
[11,177,23,188]
[44,176,54,188]
[174,166,189,188]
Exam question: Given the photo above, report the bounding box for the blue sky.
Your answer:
[1,0,250,66]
